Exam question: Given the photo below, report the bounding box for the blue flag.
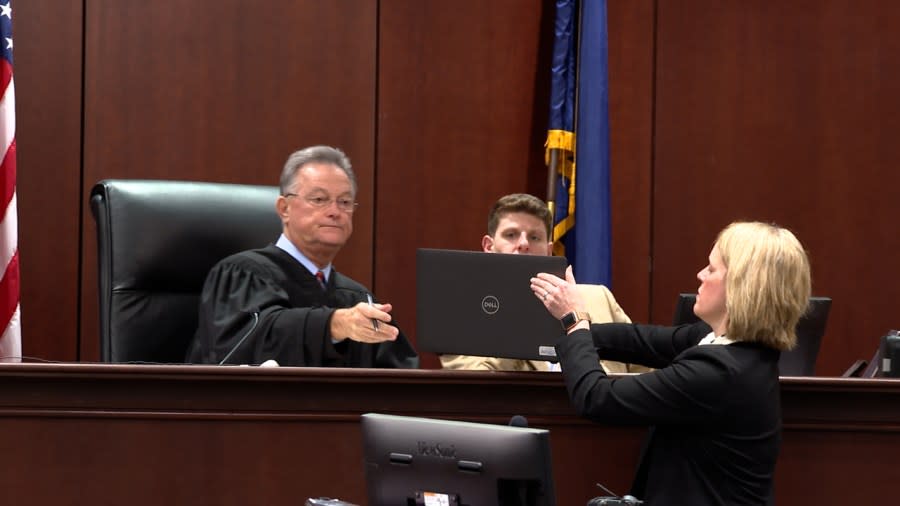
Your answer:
[546,0,612,287]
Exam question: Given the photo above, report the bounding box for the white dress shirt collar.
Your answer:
[275,234,333,282]
[698,331,735,346]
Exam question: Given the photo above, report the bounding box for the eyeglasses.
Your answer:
[284,193,358,213]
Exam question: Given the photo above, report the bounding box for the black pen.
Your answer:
[366,293,380,332]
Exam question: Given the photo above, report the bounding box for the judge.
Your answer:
[186,145,418,368]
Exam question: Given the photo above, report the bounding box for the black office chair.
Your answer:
[672,293,832,376]
[90,179,282,363]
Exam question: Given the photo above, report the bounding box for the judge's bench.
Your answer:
[0,363,898,505]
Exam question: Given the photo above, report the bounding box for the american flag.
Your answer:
[0,0,19,362]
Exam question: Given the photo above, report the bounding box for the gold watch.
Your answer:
[560,311,591,332]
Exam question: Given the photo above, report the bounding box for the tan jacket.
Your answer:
[440,284,652,373]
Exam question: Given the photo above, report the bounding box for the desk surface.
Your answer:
[1,363,899,505]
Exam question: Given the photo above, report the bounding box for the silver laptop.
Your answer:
[416,248,567,361]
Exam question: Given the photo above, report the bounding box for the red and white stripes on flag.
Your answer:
[0,0,20,362]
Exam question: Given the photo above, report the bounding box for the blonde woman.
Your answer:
[531,222,811,505]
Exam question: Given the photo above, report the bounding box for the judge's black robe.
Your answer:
[185,244,419,368]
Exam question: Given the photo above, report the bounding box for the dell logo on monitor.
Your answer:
[481,296,499,315]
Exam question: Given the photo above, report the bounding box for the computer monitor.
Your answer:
[361,413,556,506]
[671,293,832,376]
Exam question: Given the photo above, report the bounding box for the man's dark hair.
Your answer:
[486,193,552,238]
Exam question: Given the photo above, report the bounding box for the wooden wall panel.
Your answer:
[16,0,900,375]
[652,1,900,374]
[607,0,655,322]
[14,0,83,361]
[377,0,655,367]
[79,1,378,360]
[377,0,551,367]
[3,365,898,505]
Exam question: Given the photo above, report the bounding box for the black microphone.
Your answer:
[508,415,529,428]
[218,309,261,365]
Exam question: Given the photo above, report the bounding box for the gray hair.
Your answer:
[279,145,357,196]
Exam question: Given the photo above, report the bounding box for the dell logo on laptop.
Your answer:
[481,296,500,314]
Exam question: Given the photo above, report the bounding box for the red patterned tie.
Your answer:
[315,271,327,290]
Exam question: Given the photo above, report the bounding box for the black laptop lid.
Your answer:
[416,249,567,361]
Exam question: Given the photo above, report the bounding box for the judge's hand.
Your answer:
[330,302,399,343]
[530,265,585,320]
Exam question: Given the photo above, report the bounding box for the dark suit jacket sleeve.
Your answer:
[584,321,712,368]
[556,323,736,426]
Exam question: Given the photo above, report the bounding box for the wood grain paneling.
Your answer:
[607,0,655,322]
[14,0,83,361]
[80,1,378,360]
[16,0,900,376]
[2,365,898,505]
[652,1,900,374]
[377,1,655,367]
[377,0,550,367]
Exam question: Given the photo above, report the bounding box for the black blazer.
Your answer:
[556,322,781,505]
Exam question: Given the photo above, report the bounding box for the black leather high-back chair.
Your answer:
[672,293,832,376]
[90,179,282,363]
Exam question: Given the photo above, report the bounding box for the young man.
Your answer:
[440,193,646,373]
[186,145,418,368]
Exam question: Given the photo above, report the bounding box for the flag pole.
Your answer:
[546,149,558,234]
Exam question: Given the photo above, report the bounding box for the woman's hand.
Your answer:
[530,265,585,320]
